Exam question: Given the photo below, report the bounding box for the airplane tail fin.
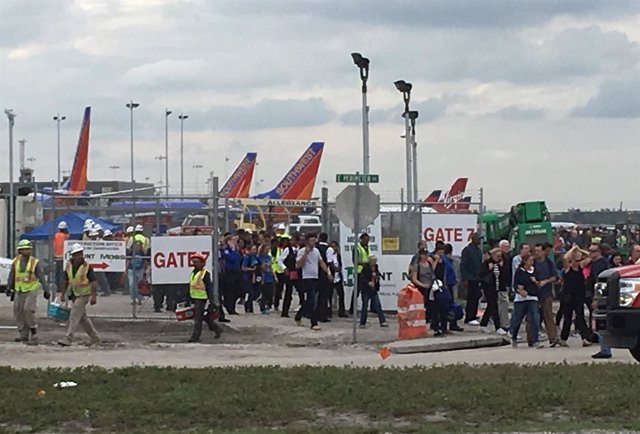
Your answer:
[255,142,324,200]
[423,190,442,206]
[454,196,472,211]
[432,177,468,213]
[219,152,257,198]
[62,106,91,194]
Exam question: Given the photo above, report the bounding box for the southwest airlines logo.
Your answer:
[275,143,323,197]
[220,153,256,198]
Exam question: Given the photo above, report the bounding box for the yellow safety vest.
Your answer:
[272,248,284,274]
[134,233,149,251]
[356,244,370,274]
[12,256,40,292]
[190,269,208,300]
[66,261,92,297]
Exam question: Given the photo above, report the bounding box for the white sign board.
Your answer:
[151,236,212,285]
[340,218,414,310]
[421,214,478,256]
[63,240,126,272]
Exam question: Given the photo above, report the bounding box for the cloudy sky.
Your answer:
[2,0,640,211]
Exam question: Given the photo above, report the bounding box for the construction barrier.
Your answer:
[397,284,427,340]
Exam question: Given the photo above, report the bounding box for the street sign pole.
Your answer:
[352,172,360,344]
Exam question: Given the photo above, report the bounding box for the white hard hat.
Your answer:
[84,219,94,225]
[89,229,99,237]
[126,226,134,234]
[103,229,113,237]
[83,225,91,232]
[58,221,68,230]
[94,224,103,231]
[135,224,143,232]
[245,229,253,234]
[70,243,84,254]
[277,223,286,230]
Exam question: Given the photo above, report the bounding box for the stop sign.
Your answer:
[335,185,380,230]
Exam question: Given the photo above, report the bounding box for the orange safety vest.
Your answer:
[53,232,69,259]
[397,284,428,340]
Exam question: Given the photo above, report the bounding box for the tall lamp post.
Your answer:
[178,113,189,196]
[394,80,413,206]
[5,109,16,256]
[351,52,370,179]
[408,110,419,203]
[126,101,140,221]
[53,113,66,189]
[193,164,203,194]
[164,108,172,197]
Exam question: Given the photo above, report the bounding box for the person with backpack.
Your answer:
[277,234,300,318]
[358,256,388,328]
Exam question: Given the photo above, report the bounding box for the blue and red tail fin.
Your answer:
[423,190,442,206]
[255,142,324,200]
[61,107,91,194]
[219,152,257,198]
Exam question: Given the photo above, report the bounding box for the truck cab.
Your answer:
[594,264,640,362]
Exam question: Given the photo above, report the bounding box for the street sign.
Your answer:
[336,173,379,184]
[63,240,127,272]
[335,185,380,230]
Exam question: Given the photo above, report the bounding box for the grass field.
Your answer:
[0,363,638,433]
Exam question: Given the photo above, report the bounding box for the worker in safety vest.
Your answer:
[133,224,150,253]
[53,221,70,291]
[188,254,223,343]
[57,243,100,346]
[6,240,50,345]
[271,235,287,311]
[349,233,371,314]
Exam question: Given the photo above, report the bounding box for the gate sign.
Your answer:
[421,214,477,255]
[151,236,212,285]
[63,240,126,272]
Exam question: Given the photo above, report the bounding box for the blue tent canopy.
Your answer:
[21,213,122,241]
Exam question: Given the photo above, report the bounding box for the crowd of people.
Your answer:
[8,216,637,350]
[461,227,640,358]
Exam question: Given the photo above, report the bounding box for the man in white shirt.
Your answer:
[511,243,530,287]
[294,233,332,330]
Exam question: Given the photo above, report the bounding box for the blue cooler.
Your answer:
[48,302,70,322]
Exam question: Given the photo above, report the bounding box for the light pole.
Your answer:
[164,108,172,197]
[394,80,413,206]
[408,110,419,204]
[178,113,189,196]
[5,109,16,256]
[53,113,66,189]
[126,101,140,222]
[351,52,370,179]
[193,164,203,194]
[109,165,120,179]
